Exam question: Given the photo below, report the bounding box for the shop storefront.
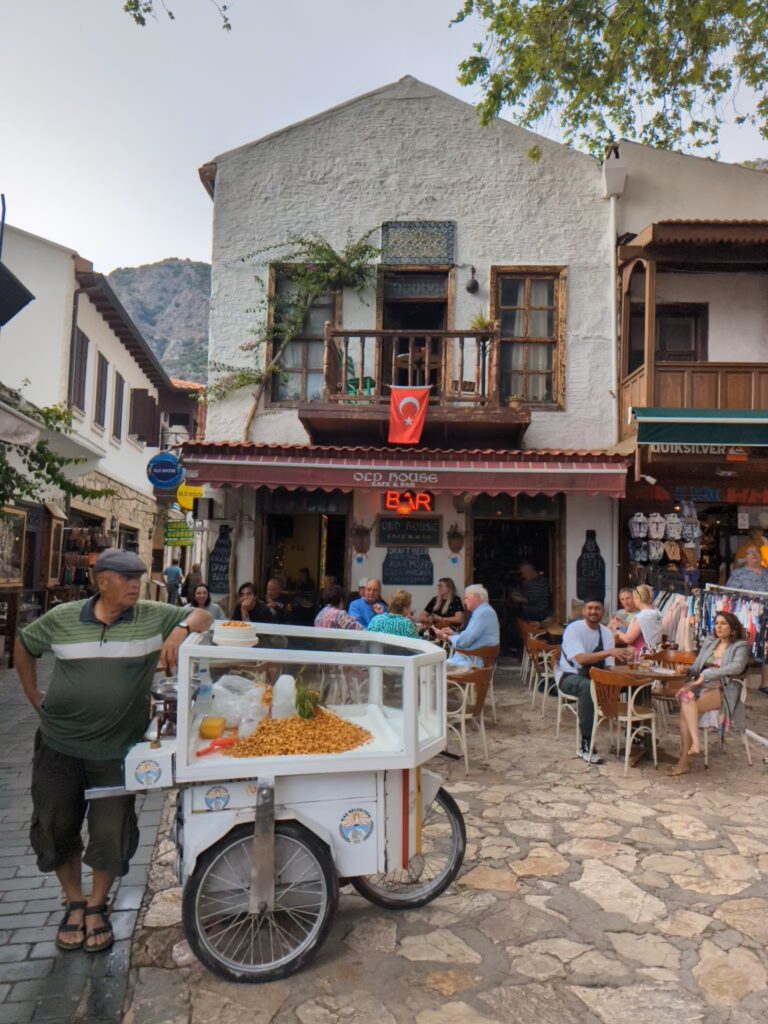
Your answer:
[622,409,768,591]
[182,442,627,632]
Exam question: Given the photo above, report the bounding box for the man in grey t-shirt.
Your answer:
[557,597,631,763]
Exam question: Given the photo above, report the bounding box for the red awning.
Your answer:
[182,443,627,498]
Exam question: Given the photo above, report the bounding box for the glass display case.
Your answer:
[174,622,446,782]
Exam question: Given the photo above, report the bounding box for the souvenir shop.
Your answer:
[622,413,768,662]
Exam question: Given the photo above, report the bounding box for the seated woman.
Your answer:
[367,589,420,639]
[314,585,363,631]
[613,584,662,654]
[189,583,226,620]
[671,611,750,776]
[419,577,464,630]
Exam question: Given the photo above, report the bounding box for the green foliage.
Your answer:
[453,0,768,154]
[207,231,380,406]
[0,404,113,509]
[123,0,231,29]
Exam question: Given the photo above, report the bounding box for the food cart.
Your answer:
[119,622,465,982]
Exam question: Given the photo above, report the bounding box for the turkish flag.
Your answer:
[388,386,431,445]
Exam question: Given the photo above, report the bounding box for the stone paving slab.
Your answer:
[124,662,768,1024]
[0,656,157,1023]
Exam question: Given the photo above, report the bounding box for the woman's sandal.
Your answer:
[55,900,87,951]
[84,904,114,954]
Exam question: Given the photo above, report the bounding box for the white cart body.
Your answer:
[124,623,447,883]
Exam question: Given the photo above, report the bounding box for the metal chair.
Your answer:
[446,665,492,773]
[589,667,658,776]
[526,637,560,716]
[452,644,500,723]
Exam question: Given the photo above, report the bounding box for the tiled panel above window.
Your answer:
[381,221,455,265]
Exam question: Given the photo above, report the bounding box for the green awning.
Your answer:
[635,408,768,447]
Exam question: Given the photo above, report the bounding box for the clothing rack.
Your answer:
[652,590,696,652]
[700,584,768,662]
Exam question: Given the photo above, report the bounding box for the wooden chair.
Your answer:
[647,649,695,735]
[516,619,538,688]
[446,665,492,773]
[589,667,658,776]
[451,644,500,722]
[526,637,560,715]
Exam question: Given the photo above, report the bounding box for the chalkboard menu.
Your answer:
[376,516,441,548]
[208,525,232,594]
[382,547,434,586]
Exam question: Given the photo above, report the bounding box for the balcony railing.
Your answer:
[321,326,503,408]
[620,361,768,438]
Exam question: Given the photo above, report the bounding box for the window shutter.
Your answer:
[68,329,89,411]
[113,374,124,439]
[130,388,148,437]
[146,397,160,447]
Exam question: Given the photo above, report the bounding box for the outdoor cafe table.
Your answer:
[598,666,691,766]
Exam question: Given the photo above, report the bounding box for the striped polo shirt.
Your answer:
[20,597,187,760]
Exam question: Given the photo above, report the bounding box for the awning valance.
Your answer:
[182,443,627,499]
[635,408,768,448]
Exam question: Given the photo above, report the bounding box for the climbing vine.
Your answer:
[207,231,380,441]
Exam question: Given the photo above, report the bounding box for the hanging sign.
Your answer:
[147,451,185,489]
[176,483,204,511]
[164,521,194,547]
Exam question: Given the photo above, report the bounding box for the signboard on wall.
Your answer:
[382,547,434,586]
[208,525,232,593]
[376,516,441,548]
[164,521,194,547]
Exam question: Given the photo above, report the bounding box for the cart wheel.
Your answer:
[351,787,465,909]
[182,820,337,983]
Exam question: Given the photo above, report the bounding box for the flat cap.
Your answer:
[93,549,148,576]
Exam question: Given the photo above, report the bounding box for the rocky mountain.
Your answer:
[108,258,210,383]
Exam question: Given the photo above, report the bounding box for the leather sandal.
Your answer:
[84,904,114,954]
[56,900,87,951]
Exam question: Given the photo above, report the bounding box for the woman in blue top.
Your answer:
[367,589,419,639]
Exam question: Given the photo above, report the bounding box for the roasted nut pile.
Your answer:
[223,708,372,757]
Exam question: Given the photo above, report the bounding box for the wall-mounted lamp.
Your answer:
[639,474,657,486]
[110,515,118,531]
[465,266,479,294]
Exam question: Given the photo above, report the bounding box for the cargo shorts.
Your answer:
[30,731,139,876]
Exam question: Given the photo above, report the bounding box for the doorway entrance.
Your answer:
[381,270,449,389]
[472,501,557,653]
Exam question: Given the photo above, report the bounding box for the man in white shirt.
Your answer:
[556,597,632,763]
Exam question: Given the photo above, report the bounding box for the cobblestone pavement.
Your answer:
[0,656,163,1023]
[125,664,768,1024]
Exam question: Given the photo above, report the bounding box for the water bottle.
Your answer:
[195,666,214,717]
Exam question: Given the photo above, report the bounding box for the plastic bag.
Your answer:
[211,676,267,728]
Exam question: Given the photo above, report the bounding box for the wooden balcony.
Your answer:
[620,362,768,439]
[298,327,530,447]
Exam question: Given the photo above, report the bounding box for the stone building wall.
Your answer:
[71,470,158,593]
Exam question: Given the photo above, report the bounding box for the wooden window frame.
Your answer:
[93,352,109,429]
[112,373,125,441]
[490,266,567,409]
[68,328,90,412]
[628,303,708,372]
[266,265,340,406]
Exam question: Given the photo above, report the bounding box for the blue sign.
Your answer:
[147,452,185,489]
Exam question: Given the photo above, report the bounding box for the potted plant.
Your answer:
[507,393,523,409]
[470,311,496,341]
[350,520,371,554]
[446,522,464,553]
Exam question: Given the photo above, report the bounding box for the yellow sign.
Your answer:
[176,483,204,511]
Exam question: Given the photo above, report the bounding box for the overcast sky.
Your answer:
[2,0,766,272]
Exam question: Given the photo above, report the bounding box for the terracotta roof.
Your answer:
[182,441,626,462]
[171,378,206,392]
[633,220,768,248]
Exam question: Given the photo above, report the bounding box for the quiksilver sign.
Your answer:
[650,444,730,455]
